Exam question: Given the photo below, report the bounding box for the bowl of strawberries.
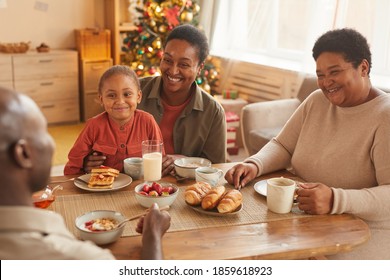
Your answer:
[134,181,179,208]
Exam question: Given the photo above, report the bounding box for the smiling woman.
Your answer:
[137,24,227,178]
[225,28,390,260]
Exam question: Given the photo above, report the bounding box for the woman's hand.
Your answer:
[83,151,106,173]
[296,182,333,215]
[224,162,258,189]
[161,155,185,177]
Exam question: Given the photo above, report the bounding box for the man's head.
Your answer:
[0,87,55,205]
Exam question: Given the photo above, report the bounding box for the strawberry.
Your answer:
[151,182,163,195]
[162,186,174,194]
[142,184,152,193]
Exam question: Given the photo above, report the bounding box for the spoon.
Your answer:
[114,205,170,228]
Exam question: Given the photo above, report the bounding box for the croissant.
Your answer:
[217,189,243,213]
[201,186,226,210]
[184,182,212,206]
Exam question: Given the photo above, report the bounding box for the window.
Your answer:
[209,0,390,86]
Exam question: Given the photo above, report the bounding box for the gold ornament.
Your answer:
[154,5,163,18]
[193,4,200,14]
[180,11,193,22]
[173,0,185,7]
[203,83,211,93]
[152,38,162,49]
[210,69,218,79]
[158,24,167,33]
[131,62,138,69]
[149,20,156,27]
[147,2,158,17]
[160,2,171,10]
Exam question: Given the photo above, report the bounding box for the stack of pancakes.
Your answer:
[88,167,119,189]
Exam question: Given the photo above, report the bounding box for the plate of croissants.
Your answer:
[184,182,243,216]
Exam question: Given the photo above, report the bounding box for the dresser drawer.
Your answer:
[3,50,80,124]
[38,99,80,124]
[82,59,112,92]
[13,52,78,80]
[0,55,12,82]
[14,77,78,102]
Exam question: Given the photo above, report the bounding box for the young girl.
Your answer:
[64,65,163,175]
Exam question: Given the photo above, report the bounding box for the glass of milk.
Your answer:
[142,140,163,181]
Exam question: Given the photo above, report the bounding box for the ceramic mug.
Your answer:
[123,157,143,180]
[266,177,296,214]
[195,167,224,187]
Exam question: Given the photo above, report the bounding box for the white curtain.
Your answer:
[198,0,221,47]
[201,0,390,88]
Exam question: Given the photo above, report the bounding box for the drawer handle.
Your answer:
[39,59,53,63]
[41,104,55,109]
[40,82,54,86]
[91,65,104,70]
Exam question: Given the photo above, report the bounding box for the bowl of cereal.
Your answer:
[174,157,212,179]
[75,210,126,245]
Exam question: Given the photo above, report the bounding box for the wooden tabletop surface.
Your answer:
[48,163,370,260]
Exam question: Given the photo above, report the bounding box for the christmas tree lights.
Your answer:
[122,0,220,94]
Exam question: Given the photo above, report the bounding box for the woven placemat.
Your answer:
[49,182,308,239]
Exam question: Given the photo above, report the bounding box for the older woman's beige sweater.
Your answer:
[247,89,390,259]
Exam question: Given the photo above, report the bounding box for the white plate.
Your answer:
[74,173,132,192]
[254,179,267,196]
[187,202,243,216]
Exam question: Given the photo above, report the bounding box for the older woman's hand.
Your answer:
[296,182,333,215]
[224,162,258,189]
[83,152,106,173]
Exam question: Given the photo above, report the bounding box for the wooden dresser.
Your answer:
[0,50,80,124]
[79,59,112,121]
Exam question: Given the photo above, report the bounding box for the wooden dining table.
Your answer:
[47,162,370,260]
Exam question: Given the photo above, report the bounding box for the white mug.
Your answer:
[195,167,224,187]
[123,157,143,180]
[267,177,296,214]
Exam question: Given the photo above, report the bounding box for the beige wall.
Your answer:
[0,0,105,50]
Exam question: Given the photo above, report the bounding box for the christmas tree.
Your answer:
[122,0,220,94]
